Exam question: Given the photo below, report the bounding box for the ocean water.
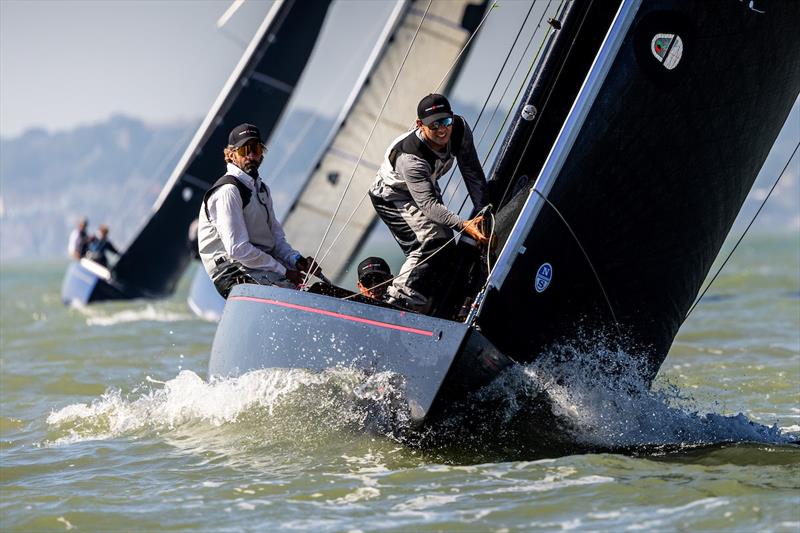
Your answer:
[1,233,798,532]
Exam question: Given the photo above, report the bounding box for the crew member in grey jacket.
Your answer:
[369,94,488,313]
[198,123,319,298]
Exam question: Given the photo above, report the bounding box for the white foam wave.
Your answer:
[83,305,194,326]
[43,339,795,452]
[45,369,329,445]
[480,339,794,449]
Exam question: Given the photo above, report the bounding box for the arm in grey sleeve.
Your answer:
[455,120,488,211]
[397,154,465,230]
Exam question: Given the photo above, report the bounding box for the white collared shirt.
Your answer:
[205,163,300,275]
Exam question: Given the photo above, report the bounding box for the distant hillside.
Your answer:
[1,104,794,261]
[0,110,336,260]
[0,115,195,259]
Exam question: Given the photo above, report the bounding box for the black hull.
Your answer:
[209,284,511,428]
[479,0,800,379]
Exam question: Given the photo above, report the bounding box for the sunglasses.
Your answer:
[236,142,266,157]
[426,117,454,130]
[361,273,391,287]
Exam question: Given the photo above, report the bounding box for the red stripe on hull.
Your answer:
[229,295,435,337]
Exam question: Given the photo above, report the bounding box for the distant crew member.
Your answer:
[198,123,320,298]
[356,256,393,300]
[67,216,91,260]
[369,93,489,313]
[85,224,119,267]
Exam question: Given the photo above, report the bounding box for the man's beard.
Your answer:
[242,160,260,174]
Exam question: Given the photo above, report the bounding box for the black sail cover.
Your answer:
[111,0,332,298]
[477,0,800,380]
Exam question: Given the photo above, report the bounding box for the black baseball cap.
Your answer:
[357,257,391,281]
[417,93,453,126]
[228,123,263,148]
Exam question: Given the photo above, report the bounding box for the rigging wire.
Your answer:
[434,1,500,93]
[448,1,565,215]
[492,1,593,214]
[441,0,554,205]
[310,0,499,273]
[684,139,800,321]
[265,23,379,190]
[456,0,592,217]
[302,0,435,287]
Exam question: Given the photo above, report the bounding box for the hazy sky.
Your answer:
[0,0,538,137]
[0,0,400,137]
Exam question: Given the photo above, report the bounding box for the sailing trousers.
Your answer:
[369,193,455,313]
[211,260,296,298]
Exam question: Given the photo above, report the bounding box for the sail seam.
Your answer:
[250,71,294,94]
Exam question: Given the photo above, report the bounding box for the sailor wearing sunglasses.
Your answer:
[369,93,489,314]
[198,123,320,298]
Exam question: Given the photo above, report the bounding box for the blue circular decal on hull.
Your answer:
[535,263,552,293]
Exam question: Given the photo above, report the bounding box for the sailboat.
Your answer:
[207,0,800,430]
[187,0,490,320]
[60,0,332,306]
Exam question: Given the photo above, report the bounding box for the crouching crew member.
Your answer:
[368,93,489,313]
[198,123,319,298]
[357,256,393,300]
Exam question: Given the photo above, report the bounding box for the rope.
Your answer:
[302,0,435,287]
[433,1,499,93]
[441,0,553,206]
[311,0,499,273]
[485,211,497,273]
[339,205,493,302]
[685,139,800,320]
[339,223,462,301]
